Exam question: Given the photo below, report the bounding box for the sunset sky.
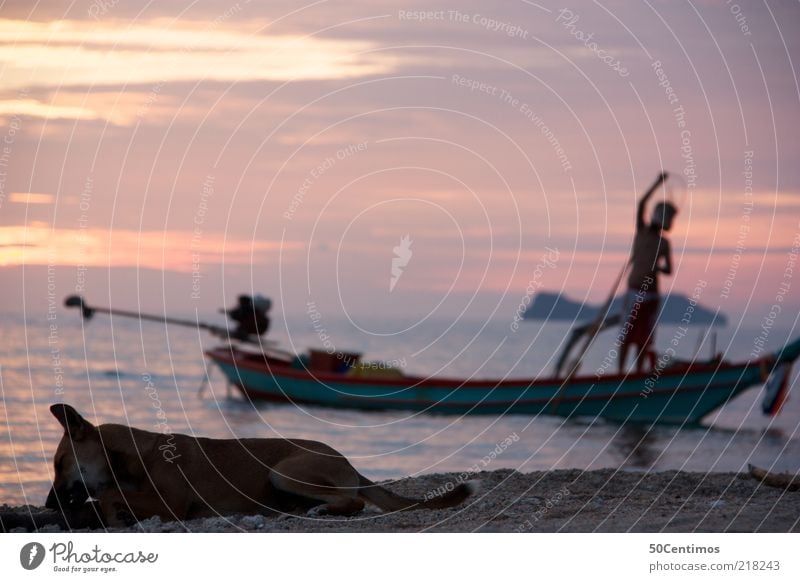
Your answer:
[1,0,798,329]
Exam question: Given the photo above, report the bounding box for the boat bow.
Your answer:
[773,336,800,365]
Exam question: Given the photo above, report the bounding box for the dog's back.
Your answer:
[99,425,356,516]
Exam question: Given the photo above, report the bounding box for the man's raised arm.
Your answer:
[636,171,668,229]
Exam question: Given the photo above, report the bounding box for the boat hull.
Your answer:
[206,347,766,424]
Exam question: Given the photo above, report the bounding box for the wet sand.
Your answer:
[3,469,798,533]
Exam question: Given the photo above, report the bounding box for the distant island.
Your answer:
[523,291,726,326]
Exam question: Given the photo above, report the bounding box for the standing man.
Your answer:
[619,172,677,373]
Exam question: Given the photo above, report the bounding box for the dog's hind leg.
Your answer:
[268,456,364,516]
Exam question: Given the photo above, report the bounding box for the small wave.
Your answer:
[91,369,139,380]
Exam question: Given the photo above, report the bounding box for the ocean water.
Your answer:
[1,311,798,507]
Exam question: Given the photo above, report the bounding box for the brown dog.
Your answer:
[45,404,477,526]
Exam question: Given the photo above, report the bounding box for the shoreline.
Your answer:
[3,468,798,533]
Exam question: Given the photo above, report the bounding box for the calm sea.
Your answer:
[1,312,798,506]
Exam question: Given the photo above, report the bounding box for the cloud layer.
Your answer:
[0,0,798,325]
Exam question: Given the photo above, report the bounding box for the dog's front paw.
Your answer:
[108,502,136,527]
[305,504,330,517]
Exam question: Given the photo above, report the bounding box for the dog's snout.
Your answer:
[45,486,58,509]
[46,482,90,510]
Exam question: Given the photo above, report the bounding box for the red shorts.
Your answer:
[622,294,659,348]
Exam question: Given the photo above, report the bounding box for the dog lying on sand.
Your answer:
[45,404,477,527]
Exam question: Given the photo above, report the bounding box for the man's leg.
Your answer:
[641,299,659,373]
[645,348,657,371]
[619,342,630,374]
[634,343,647,373]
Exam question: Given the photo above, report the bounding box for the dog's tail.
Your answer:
[357,475,479,512]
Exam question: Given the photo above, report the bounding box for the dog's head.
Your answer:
[45,404,113,510]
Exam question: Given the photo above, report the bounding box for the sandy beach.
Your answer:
[3,468,798,533]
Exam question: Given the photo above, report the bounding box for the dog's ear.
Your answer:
[50,403,94,440]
